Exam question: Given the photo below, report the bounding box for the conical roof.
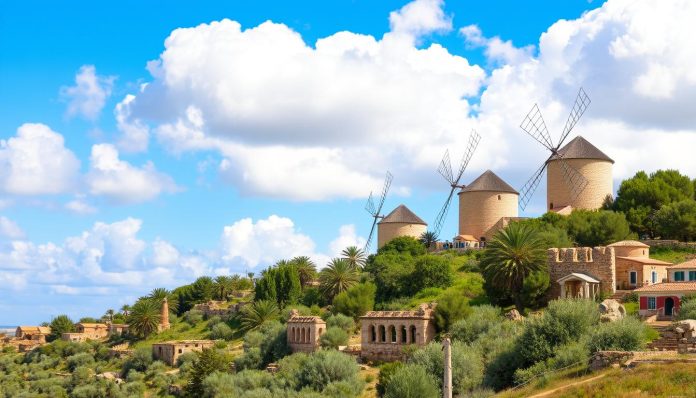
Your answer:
[549,136,614,163]
[459,170,518,194]
[379,204,427,225]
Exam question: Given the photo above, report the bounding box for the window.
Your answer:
[652,271,658,284]
[648,297,656,310]
[629,271,637,285]
[689,271,696,281]
[675,271,685,282]
[497,195,501,200]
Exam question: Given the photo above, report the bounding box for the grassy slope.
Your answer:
[650,247,696,264]
[497,362,696,398]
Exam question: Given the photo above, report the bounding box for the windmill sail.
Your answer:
[364,171,393,251]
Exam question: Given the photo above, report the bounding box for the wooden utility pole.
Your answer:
[443,336,452,398]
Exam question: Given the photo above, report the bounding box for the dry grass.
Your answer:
[497,362,696,398]
[359,365,380,398]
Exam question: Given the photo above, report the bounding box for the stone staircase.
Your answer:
[647,323,679,351]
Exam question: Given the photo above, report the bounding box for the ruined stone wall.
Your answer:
[152,341,214,366]
[548,247,616,299]
[547,159,612,211]
[377,223,427,249]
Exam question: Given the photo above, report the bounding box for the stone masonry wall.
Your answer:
[548,247,616,299]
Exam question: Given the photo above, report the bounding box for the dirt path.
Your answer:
[527,373,607,398]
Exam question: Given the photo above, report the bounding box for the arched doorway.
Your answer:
[665,297,675,316]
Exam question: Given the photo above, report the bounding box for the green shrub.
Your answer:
[678,299,696,320]
[377,362,403,397]
[409,341,484,394]
[332,282,376,319]
[297,350,361,392]
[185,348,233,397]
[450,305,501,344]
[121,347,153,377]
[66,352,95,371]
[184,309,204,324]
[202,371,238,397]
[587,317,647,353]
[320,327,349,349]
[624,292,639,303]
[383,363,438,398]
[326,314,355,333]
[408,255,453,294]
[210,323,234,340]
[433,291,472,332]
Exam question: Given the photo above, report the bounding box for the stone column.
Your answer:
[560,281,566,298]
[443,337,452,398]
[160,298,170,331]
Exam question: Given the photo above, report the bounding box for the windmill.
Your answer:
[364,171,393,251]
[518,87,591,210]
[432,130,481,237]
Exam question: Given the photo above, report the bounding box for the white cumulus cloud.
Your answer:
[0,216,25,240]
[86,143,179,204]
[60,65,115,120]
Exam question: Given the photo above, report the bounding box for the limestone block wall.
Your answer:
[152,341,214,366]
[547,159,612,211]
[377,223,427,248]
[548,247,616,299]
[643,265,668,285]
[359,317,435,362]
[458,191,518,241]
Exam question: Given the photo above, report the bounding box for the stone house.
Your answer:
[548,246,616,300]
[667,259,696,282]
[360,303,436,362]
[108,323,129,336]
[192,300,235,319]
[377,205,427,249]
[14,326,50,343]
[61,322,110,342]
[286,309,325,353]
[610,240,671,289]
[152,340,215,366]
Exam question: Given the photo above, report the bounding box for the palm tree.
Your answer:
[127,299,162,338]
[247,272,255,287]
[479,222,547,313]
[319,258,360,300]
[341,246,367,269]
[120,305,131,317]
[104,309,115,323]
[291,256,317,288]
[214,275,235,301]
[419,231,439,250]
[238,300,280,332]
[149,287,178,313]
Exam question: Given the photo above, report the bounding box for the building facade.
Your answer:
[286,309,326,353]
[360,303,436,361]
[152,340,215,366]
[611,240,671,289]
[635,282,696,318]
[548,246,616,299]
[377,205,427,248]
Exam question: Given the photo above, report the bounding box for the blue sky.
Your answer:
[2,0,696,324]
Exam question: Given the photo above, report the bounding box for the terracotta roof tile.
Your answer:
[288,316,326,324]
[550,136,614,163]
[460,170,518,194]
[670,259,696,269]
[379,204,427,225]
[634,282,696,293]
[616,256,672,266]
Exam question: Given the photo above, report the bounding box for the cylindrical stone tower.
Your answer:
[159,297,171,331]
[458,170,518,242]
[377,204,427,248]
[608,240,650,258]
[546,136,613,212]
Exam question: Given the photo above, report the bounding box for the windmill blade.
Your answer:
[519,159,549,211]
[520,104,555,151]
[557,87,591,148]
[437,150,454,185]
[556,154,590,204]
[364,192,376,216]
[453,129,481,184]
[433,188,456,237]
[364,217,379,252]
[375,171,393,216]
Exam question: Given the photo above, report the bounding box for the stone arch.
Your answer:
[410,325,417,344]
[370,325,376,342]
[379,325,386,343]
[290,326,295,342]
[318,327,323,336]
[400,325,407,343]
[301,327,305,343]
[389,325,397,343]
[306,327,310,343]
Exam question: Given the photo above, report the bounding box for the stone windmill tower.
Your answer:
[458,170,519,242]
[518,88,613,213]
[377,204,427,248]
